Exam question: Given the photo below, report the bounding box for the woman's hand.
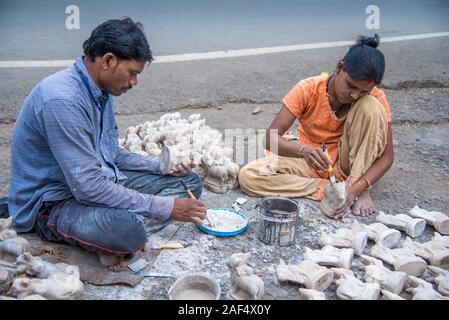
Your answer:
[332,186,357,219]
[168,161,196,177]
[301,146,330,171]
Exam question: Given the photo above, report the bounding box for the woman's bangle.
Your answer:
[299,145,306,157]
[362,176,372,190]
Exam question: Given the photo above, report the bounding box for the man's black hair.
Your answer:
[342,33,385,85]
[83,17,153,63]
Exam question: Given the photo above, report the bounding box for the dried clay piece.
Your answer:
[299,288,326,300]
[406,276,449,300]
[303,245,354,269]
[369,244,427,277]
[409,205,449,235]
[226,253,264,300]
[427,266,449,296]
[320,182,347,218]
[375,211,426,238]
[351,221,402,248]
[319,228,368,256]
[275,259,333,291]
[360,255,407,295]
[331,268,380,300]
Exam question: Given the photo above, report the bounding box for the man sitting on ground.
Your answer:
[8,17,206,271]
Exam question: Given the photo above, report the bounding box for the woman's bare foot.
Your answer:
[352,191,375,217]
[97,252,129,272]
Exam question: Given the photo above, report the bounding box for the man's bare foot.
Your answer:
[142,241,151,252]
[97,252,129,272]
[352,191,375,217]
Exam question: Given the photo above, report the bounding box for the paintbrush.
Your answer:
[180,179,214,227]
[321,143,336,185]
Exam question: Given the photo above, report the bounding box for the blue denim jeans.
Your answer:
[35,170,203,257]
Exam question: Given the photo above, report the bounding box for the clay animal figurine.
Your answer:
[303,245,354,269]
[16,253,79,279]
[375,211,426,238]
[319,228,368,256]
[351,221,402,249]
[400,236,449,269]
[426,266,449,296]
[226,253,264,300]
[331,268,380,300]
[406,276,449,300]
[408,205,449,235]
[320,182,347,218]
[0,218,30,263]
[369,244,427,277]
[10,272,84,300]
[360,255,407,295]
[275,259,333,291]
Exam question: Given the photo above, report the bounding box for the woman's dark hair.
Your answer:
[342,34,385,85]
[83,17,153,63]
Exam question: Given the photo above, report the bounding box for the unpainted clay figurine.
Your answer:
[331,268,380,300]
[0,218,30,263]
[360,255,407,295]
[351,221,402,248]
[299,288,326,300]
[406,275,449,300]
[375,211,426,238]
[319,228,368,256]
[16,253,80,279]
[11,271,84,300]
[427,266,449,296]
[409,205,449,235]
[275,259,334,291]
[431,232,449,248]
[226,253,264,300]
[400,236,449,269]
[381,290,405,300]
[303,245,354,269]
[320,182,347,218]
[369,244,427,276]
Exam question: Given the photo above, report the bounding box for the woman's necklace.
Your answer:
[326,74,350,118]
[326,74,338,113]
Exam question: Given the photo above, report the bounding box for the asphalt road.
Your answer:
[0,0,448,122]
[1,0,449,59]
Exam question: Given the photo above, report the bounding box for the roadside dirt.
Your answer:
[0,86,448,300]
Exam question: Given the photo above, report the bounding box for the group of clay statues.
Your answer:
[121,112,240,194]
[0,218,84,300]
[227,204,449,300]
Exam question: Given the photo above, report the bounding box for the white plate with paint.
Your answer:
[197,208,248,237]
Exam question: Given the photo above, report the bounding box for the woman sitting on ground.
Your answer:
[238,34,394,219]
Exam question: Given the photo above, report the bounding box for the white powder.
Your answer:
[172,288,216,300]
[204,209,247,233]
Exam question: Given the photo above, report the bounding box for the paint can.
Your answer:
[257,197,300,246]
